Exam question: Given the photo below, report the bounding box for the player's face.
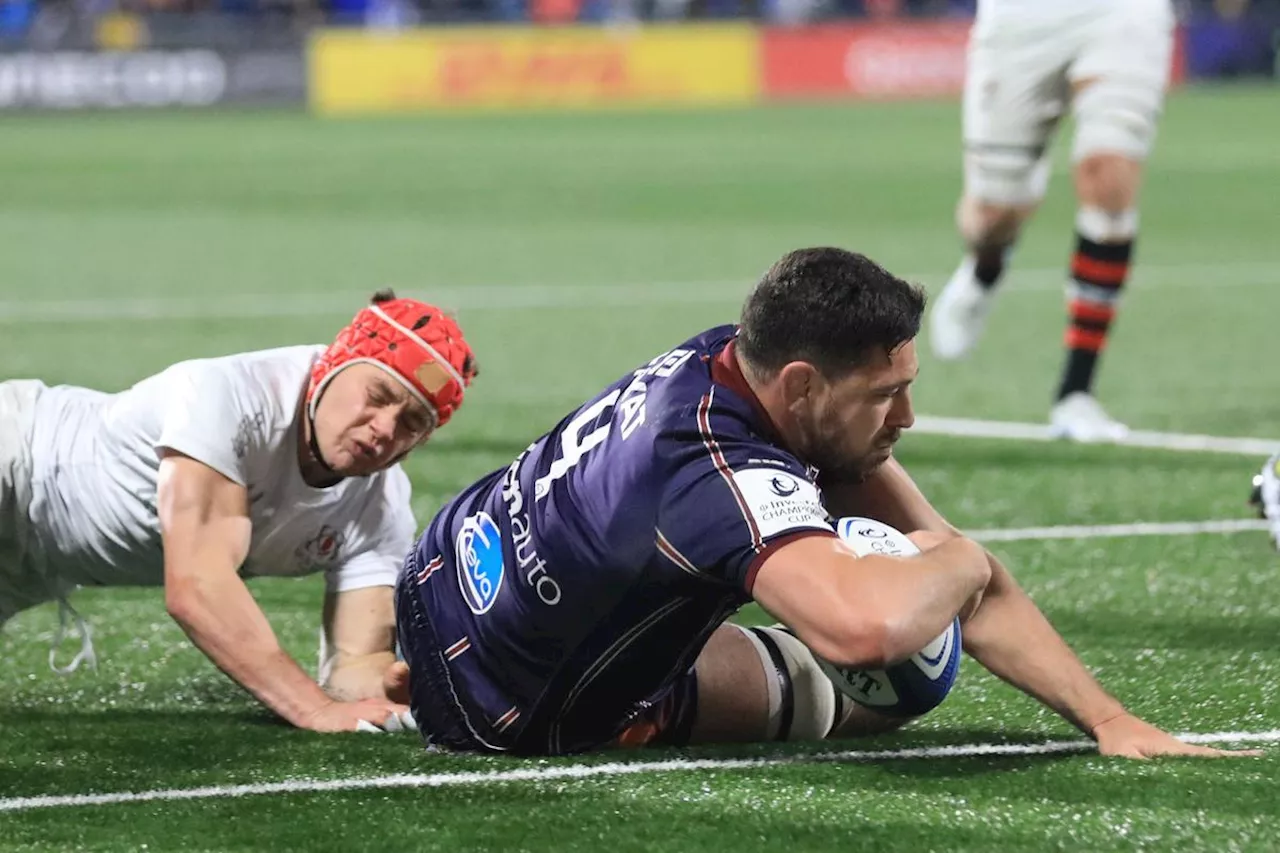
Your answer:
[312,364,436,477]
[797,340,918,481]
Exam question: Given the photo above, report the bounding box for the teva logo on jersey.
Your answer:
[731,468,830,539]
[501,450,563,606]
[456,511,504,615]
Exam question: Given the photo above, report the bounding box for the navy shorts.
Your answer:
[394,551,698,755]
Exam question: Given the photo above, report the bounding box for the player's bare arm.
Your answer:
[319,585,398,702]
[751,533,989,668]
[158,451,404,732]
[825,458,1258,759]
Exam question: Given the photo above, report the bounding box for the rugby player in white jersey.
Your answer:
[930,0,1176,441]
[0,291,477,732]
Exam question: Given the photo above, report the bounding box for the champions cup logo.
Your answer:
[769,476,800,498]
[732,468,832,540]
[838,517,915,558]
[456,511,505,615]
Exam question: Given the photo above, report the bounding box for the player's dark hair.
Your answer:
[738,247,926,378]
[371,289,397,304]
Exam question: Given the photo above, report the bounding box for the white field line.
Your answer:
[0,260,1275,324]
[911,416,1280,456]
[968,518,1272,543]
[1,729,1274,813]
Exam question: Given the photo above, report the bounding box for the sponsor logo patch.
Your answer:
[456,511,505,614]
[730,468,830,539]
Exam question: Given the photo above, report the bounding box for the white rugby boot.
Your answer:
[930,257,998,361]
[1249,453,1280,550]
[1049,392,1130,443]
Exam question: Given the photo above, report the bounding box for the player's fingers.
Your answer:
[1100,743,1150,760]
[1187,746,1263,758]
[1145,742,1262,759]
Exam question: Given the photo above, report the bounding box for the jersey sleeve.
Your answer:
[656,432,834,593]
[325,467,417,593]
[154,361,257,487]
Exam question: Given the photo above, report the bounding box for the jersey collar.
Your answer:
[711,336,785,445]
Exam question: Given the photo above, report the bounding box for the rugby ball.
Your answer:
[815,517,962,718]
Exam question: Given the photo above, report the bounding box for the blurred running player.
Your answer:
[389,248,1247,759]
[1250,453,1280,549]
[0,291,477,732]
[929,0,1176,442]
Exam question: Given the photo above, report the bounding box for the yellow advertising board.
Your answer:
[310,25,759,114]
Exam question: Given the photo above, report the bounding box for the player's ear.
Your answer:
[777,361,821,410]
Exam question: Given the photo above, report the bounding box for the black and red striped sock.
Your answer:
[1056,234,1133,401]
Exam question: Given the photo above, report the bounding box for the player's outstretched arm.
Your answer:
[828,458,1259,759]
[752,533,990,669]
[157,452,405,732]
[963,555,1258,758]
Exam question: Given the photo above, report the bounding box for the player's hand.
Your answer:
[383,660,411,705]
[297,697,410,733]
[905,530,987,621]
[1093,713,1264,759]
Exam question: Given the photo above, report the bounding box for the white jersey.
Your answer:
[26,346,415,593]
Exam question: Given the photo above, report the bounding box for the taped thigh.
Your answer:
[734,624,848,742]
[963,41,1067,206]
[1070,4,1174,162]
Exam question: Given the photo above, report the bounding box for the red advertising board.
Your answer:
[764,22,970,100]
[764,22,1186,100]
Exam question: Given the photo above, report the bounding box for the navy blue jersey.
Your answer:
[399,326,837,754]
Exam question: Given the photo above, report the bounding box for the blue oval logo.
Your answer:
[456,511,504,615]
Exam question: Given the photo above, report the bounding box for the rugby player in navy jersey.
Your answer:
[389,248,1251,760]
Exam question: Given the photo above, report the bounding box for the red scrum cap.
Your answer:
[308,295,477,430]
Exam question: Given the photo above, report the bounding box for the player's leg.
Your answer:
[684,623,906,744]
[0,380,53,626]
[930,19,1070,361]
[1049,0,1175,441]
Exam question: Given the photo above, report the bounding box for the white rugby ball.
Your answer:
[817,517,962,718]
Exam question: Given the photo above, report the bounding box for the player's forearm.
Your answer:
[882,538,992,661]
[322,652,397,702]
[166,570,331,727]
[962,555,1126,735]
[844,538,990,665]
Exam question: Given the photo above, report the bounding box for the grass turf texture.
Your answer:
[2,86,1279,851]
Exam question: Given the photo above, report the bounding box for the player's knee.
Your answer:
[734,624,847,742]
[957,195,1032,250]
[1074,153,1142,214]
[1072,79,1160,208]
[961,146,1050,236]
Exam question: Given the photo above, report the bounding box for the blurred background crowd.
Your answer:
[1,0,1277,82]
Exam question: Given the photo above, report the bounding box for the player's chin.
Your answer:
[861,445,895,473]
[335,459,383,478]
[326,451,376,479]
